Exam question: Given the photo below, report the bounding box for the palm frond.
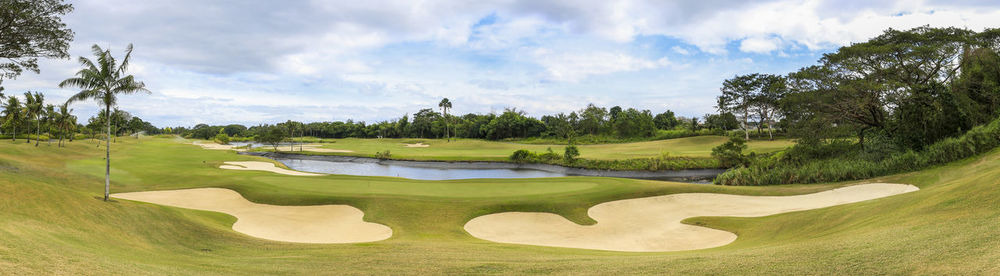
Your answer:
[118,43,134,75]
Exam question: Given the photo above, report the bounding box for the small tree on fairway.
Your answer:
[60,44,150,201]
[563,144,580,163]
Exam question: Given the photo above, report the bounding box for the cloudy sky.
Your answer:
[7,0,1000,127]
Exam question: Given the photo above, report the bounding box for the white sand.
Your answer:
[403,143,429,148]
[192,142,245,152]
[219,161,323,176]
[113,188,392,243]
[464,183,919,252]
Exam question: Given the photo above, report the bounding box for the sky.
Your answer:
[6,0,1000,127]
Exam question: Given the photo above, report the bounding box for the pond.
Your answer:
[275,158,567,180]
[259,153,721,183]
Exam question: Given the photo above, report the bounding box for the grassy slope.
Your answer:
[0,137,997,274]
[291,136,793,161]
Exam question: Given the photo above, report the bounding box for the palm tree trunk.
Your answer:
[104,104,111,202]
[35,118,40,146]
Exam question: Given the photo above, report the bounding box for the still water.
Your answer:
[274,158,568,180]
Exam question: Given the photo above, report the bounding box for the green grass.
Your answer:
[274,136,793,161]
[1,136,998,274]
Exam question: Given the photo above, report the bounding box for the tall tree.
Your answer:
[55,102,73,147]
[22,91,43,145]
[43,103,54,145]
[753,74,786,140]
[1,96,22,142]
[60,44,150,202]
[718,75,757,140]
[0,0,74,91]
[438,98,452,141]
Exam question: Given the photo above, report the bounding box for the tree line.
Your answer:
[173,103,746,143]
[713,26,1000,185]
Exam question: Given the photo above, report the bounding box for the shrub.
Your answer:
[510,149,536,163]
[375,150,392,160]
[214,133,230,145]
[563,144,580,163]
[711,137,748,167]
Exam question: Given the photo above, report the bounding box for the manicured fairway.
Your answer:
[1,137,998,274]
[292,135,794,161]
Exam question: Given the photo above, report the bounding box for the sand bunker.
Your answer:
[192,142,245,152]
[219,161,322,176]
[465,183,919,252]
[113,188,392,243]
[403,143,429,148]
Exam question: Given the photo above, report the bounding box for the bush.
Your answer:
[563,145,580,163]
[375,150,392,160]
[711,137,748,167]
[214,133,230,145]
[510,149,536,163]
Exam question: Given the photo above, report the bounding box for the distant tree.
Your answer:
[653,110,678,130]
[60,44,150,202]
[43,103,54,145]
[0,0,74,92]
[255,126,286,151]
[438,98,452,141]
[608,106,622,123]
[613,108,656,137]
[578,104,607,135]
[703,112,740,130]
[1,96,23,142]
[55,102,74,146]
[753,74,786,140]
[23,91,43,146]
[718,75,756,140]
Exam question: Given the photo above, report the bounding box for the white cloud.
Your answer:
[7,0,1000,127]
[671,46,692,55]
[533,50,671,82]
[739,37,782,53]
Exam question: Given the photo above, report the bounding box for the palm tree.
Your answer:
[44,104,55,146]
[60,44,150,202]
[56,103,75,147]
[2,97,23,143]
[438,98,452,141]
[23,92,44,146]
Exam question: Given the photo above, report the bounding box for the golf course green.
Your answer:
[2,136,998,274]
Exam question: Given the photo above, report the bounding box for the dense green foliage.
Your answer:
[715,26,1000,185]
[213,133,229,145]
[0,0,74,93]
[711,137,750,167]
[717,115,1000,185]
[171,102,740,143]
[509,146,720,171]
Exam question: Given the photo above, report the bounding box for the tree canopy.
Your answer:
[0,0,74,93]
